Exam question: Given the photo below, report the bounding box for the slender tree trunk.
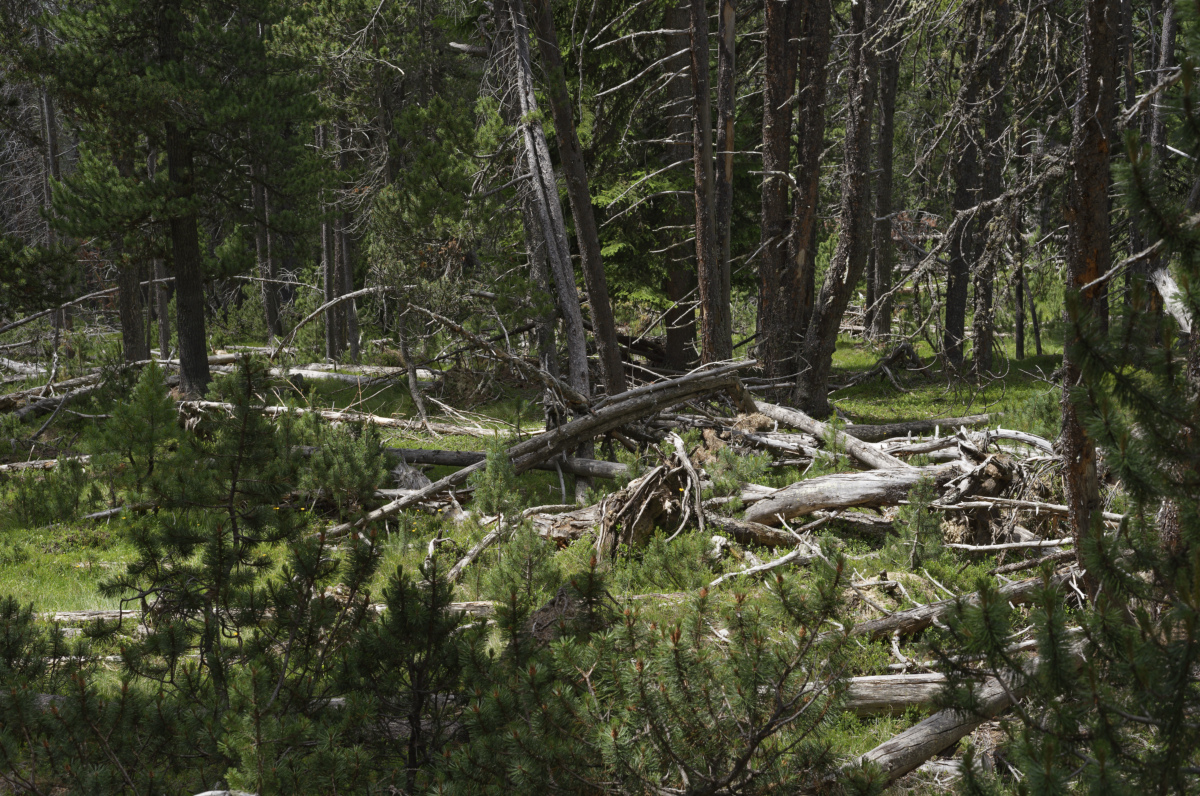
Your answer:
[664,4,699,371]
[1062,0,1116,594]
[338,117,359,360]
[943,26,982,371]
[159,0,209,396]
[522,197,567,429]
[714,0,736,301]
[1014,265,1025,360]
[36,27,61,248]
[758,0,800,388]
[114,243,148,363]
[689,0,732,363]
[317,124,341,361]
[252,176,281,340]
[529,0,625,396]
[788,0,833,361]
[971,0,1010,376]
[146,150,171,356]
[505,0,590,396]
[795,0,876,417]
[870,15,901,340]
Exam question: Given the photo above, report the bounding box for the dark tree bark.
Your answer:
[504,0,590,396]
[943,20,982,371]
[714,0,736,297]
[1062,0,1116,593]
[970,0,1010,375]
[36,27,61,247]
[340,216,360,360]
[1014,264,1025,360]
[788,0,833,360]
[146,151,171,356]
[869,13,902,340]
[663,4,699,371]
[160,0,209,397]
[758,0,801,387]
[115,252,148,363]
[795,0,875,417]
[529,0,626,396]
[689,0,732,363]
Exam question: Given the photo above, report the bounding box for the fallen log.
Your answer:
[743,464,962,526]
[12,383,104,421]
[702,512,805,547]
[835,644,1083,790]
[840,415,990,443]
[838,673,945,717]
[990,549,1076,574]
[322,361,755,539]
[0,455,90,474]
[382,447,628,480]
[847,566,1078,642]
[945,538,1071,552]
[0,356,45,375]
[749,399,912,470]
[182,400,499,438]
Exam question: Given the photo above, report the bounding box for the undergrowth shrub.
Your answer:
[299,421,389,519]
[883,474,942,571]
[0,458,99,529]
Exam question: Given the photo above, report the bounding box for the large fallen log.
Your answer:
[749,399,912,470]
[840,415,990,443]
[838,673,945,717]
[0,455,90,474]
[743,464,962,526]
[835,644,1084,790]
[182,400,499,438]
[323,361,756,538]
[847,566,1078,642]
[381,447,628,480]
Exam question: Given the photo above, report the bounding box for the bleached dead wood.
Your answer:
[939,496,1124,522]
[838,673,945,716]
[380,447,628,479]
[0,356,46,375]
[322,362,756,539]
[0,455,90,473]
[847,566,1079,641]
[839,415,990,443]
[835,644,1084,789]
[182,400,496,438]
[946,538,1071,552]
[743,464,962,526]
[446,518,509,583]
[750,399,912,470]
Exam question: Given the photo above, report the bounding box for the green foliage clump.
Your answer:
[299,421,389,519]
[89,360,182,498]
[481,520,559,611]
[468,436,520,517]
[0,458,100,529]
[883,475,942,570]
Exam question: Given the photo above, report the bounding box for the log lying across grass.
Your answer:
[322,361,756,538]
[839,414,991,443]
[382,447,628,480]
[743,463,963,526]
[749,399,912,470]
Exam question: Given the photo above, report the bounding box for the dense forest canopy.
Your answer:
[1,0,1199,792]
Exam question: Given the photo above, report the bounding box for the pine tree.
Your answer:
[937,3,1200,788]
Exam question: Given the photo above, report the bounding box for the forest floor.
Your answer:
[0,327,1069,793]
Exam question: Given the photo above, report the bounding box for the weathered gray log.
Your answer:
[182,401,498,438]
[323,362,755,538]
[839,673,945,716]
[0,455,91,474]
[840,414,990,443]
[744,464,961,526]
[383,447,628,480]
[702,512,805,547]
[750,399,912,470]
[836,644,1084,789]
[12,383,104,421]
[848,566,1078,641]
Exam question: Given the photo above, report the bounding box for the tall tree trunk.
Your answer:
[1062,0,1116,594]
[147,150,172,356]
[504,0,590,396]
[529,0,625,396]
[522,197,568,429]
[36,26,61,248]
[970,0,1010,376]
[758,0,800,389]
[1139,0,1176,312]
[788,0,833,361]
[870,14,902,340]
[714,0,736,305]
[689,0,732,363]
[252,175,281,340]
[317,124,342,361]
[943,23,982,371]
[1014,264,1025,360]
[663,4,699,371]
[794,0,876,417]
[341,216,360,360]
[159,0,209,396]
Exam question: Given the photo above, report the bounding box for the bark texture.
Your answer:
[869,14,902,339]
[1062,0,1116,592]
[795,0,875,417]
[689,0,732,363]
[529,0,626,396]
